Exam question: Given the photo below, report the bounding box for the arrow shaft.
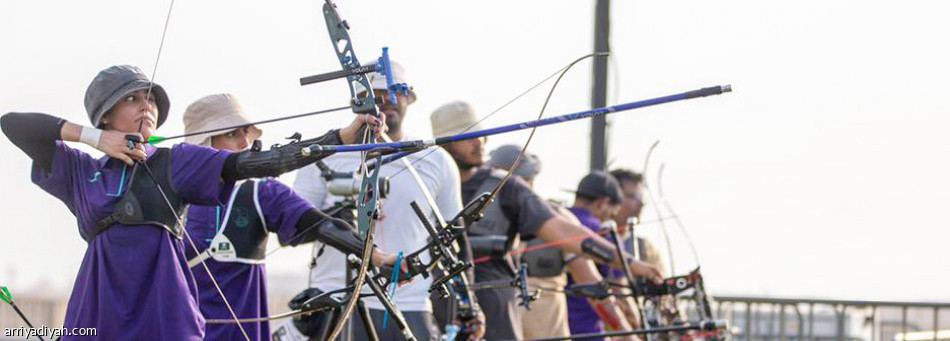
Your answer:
[10,304,46,341]
[150,105,350,144]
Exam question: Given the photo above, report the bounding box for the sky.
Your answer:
[1,0,948,303]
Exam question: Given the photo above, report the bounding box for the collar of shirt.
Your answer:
[568,206,601,231]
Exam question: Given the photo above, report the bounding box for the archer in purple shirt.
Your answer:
[0,66,389,340]
[184,178,313,340]
[179,93,395,341]
[565,171,640,341]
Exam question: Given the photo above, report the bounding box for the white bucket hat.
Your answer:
[182,94,262,147]
[354,61,417,104]
[430,100,482,138]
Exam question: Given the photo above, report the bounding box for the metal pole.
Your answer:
[808,303,815,341]
[934,307,940,341]
[872,306,877,341]
[747,303,753,341]
[901,305,907,340]
[794,305,804,341]
[590,0,610,171]
[780,305,787,341]
[769,304,776,341]
[837,305,846,341]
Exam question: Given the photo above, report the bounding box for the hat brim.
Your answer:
[186,124,262,148]
[565,188,623,205]
[93,80,170,129]
[356,88,417,105]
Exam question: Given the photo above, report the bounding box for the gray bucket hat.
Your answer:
[487,144,542,180]
[84,65,170,128]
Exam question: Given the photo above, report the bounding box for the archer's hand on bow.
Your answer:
[339,113,387,144]
[628,259,664,285]
[372,250,410,280]
[97,130,148,166]
[463,310,486,341]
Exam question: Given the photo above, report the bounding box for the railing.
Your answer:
[709,296,950,341]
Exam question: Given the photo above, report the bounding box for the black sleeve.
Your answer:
[500,176,556,237]
[290,207,366,256]
[1,112,67,172]
[221,129,342,183]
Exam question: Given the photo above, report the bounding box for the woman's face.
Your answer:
[101,89,158,138]
[211,126,253,152]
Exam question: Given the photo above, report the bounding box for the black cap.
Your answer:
[575,170,623,205]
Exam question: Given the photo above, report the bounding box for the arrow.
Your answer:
[1,286,46,341]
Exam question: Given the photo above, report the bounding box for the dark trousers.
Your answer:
[475,287,522,341]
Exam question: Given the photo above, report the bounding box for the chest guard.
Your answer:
[91,148,185,242]
[468,170,511,237]
[467,169,519,278]
[188,180,268,267]
[522,236,565,278]
[522,202,568,277]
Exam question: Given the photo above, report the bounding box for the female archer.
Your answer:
[180,93,396,341]
[0,65,392,340]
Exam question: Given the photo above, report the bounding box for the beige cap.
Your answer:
[183,94,262,147]
[430,101,482,138]
[354,61,417,104]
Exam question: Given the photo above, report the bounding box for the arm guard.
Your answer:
[581,237,616,264]
[226,129,342,181]
[290,208,366,256]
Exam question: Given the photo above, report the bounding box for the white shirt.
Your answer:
[293,140,462,312]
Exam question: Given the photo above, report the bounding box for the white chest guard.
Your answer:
[188,180,268,268]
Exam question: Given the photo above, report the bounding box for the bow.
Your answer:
[302,1,404,340]
[606,141,720,341]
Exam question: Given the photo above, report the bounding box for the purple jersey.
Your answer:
[32,142,231,340]
[184,179,312,341]
[565,207,624,341]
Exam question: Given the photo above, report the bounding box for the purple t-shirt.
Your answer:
[32,142,232,340]
[184,179,312,341]
[565,207,624,341]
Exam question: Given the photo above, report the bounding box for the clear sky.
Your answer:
[1,0,948,302]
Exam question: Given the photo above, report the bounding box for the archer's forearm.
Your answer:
[222,129,342,182]
[536,215,632,269]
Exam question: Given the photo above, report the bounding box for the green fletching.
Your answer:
[147,136,167,145]
[0,286,12,305]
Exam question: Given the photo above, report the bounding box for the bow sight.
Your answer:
[298,19,410,110]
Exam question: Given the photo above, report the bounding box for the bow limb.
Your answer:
[317,0,393,339]
[656,163,701,269]
[642,140,677,276]
[604,221,649,330]
[656,164,714,319]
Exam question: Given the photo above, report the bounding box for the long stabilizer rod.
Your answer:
[304,85,731,157]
